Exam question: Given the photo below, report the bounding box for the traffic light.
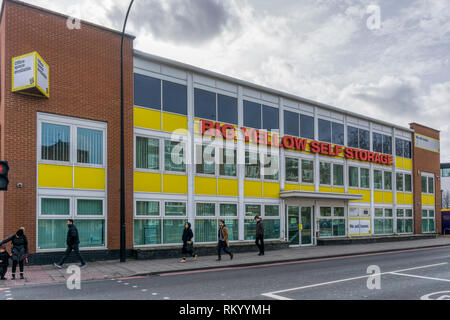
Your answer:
[0,161,9,191]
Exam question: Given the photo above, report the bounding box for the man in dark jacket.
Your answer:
[254,216,264,256]
[54,220,86,269]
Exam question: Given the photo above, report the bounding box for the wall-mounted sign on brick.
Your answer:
[12,51,49,98]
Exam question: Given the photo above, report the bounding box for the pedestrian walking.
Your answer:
[216,220,233,261]
[179,222,198,263]
[0,245,11,280]
[254,215,265,256]
[54,219,86,269]
[0,227,29,280]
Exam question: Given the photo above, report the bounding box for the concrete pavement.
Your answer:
[1,236,450,288]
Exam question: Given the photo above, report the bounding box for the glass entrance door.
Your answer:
[287,206,313,246]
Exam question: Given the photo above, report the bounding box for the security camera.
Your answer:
[17,183,23,188]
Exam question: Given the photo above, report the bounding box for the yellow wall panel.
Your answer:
[348,188,359,194]
[284,184,300,191]
[360,190,371,202]
[332,187,345,194]
[134,171,161,193]
[319,186,332,193]
[403,158,412,170]
[396,157,404,169]
[384,192,393,204]
[162,112,188,133]
[301,185,315,192]
[74,167,106,190]
[397,192,405,205]
[374,191,383,203]
[244,180,262,198]
[134,107,161,130]
[404,193,413,205]
[195,177,217,195]
[38,164,73,188]
[163,174,188,194]
[218,178,238,197]
[263,182,280,198]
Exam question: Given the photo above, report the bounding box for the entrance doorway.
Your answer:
[287,206,313,246]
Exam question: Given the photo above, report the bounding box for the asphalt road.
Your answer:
[3,246,450,300]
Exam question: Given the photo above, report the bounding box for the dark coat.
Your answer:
[0,234,28,261]
[182,224,193,244]
[256,220,264,238]
[0,251,10,266]
[67,224,80,246]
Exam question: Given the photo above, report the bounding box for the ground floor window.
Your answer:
[374,208,393,235]
[38,196,106,250]
[318,207,345,237]
[396,208,413,233]
[134,201,187,246]
[244,204,280,240]
[422,209,435,233]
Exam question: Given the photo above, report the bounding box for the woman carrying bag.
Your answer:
[180,222,198,263]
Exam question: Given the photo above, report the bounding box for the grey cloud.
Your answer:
[108,0,240,44]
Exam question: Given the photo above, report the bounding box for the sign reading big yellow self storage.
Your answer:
[12,52,49,98]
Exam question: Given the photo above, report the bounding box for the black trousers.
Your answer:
[255,235,264,254]
[0,266,7,278]
[181,243,196,258]
[12,260,24,274]
[217,240,232,258]
[58,244,85,266]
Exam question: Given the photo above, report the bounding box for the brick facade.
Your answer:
[0,0,134,253]
[410,123,442,234]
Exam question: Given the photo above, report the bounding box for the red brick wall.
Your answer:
[410,123,442,234]
[0,0,134,252]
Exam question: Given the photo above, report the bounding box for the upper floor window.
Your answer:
[283,110,314,139]
[348,126,369,150]
[40,115,106,166]
[134,74,161,110]
[194,88,238,125]
[163,81,187,115]
[136,137,159,170]
[318,119,344,145]
[422,175,434,194]
[373,132,392,155]
[244,101,279,131]
[395,138,412,159]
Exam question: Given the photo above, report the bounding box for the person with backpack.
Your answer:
[54,219,86,269]
[179,222,198,263]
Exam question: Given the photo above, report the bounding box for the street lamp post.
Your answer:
[120,0,134,263]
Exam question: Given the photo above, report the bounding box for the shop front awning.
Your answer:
[280,190,363,201]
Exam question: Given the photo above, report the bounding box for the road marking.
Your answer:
[421,291,450,300]
[391,272,450,282]
[159,246,450,277]
[261,262,448,300]
[141,289,147,292]
[117,276,147,281]
[133,286,138,288]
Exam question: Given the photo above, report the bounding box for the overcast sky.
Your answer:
[17,0,450,162]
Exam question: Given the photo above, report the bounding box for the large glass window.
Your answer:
[41,198,70,216]
[196,145,215,175]
[333,164,344,186]
[284,110,299,137]
[245,151,260,179]
[136,136,159,170]
[262,105,279,131]
[162,81,187,115]
[165,202,186,216]
[77,199,103,216]
[244,204,280,240]
[382,135,392,155]
[349,166,359,188]
[194,88,216,120]
[384,171,392,190]
[318,119,331,143]
[300,114,314,139]
[404,174,412,192]
[374,170,383,190]
[374,208,394,234]
[319,207,345,237]
[395,138,412,158]
[373,133,383,153]
[347,126,359,148]
[359,129,370,151]
[360,168,370,188]
[165,140,186,172]
[163,219,185,244]
[302,160,314,183]
[285,157,299,182]
[262,153,279,180]
[320,162,331,185]
[347,126,369,150]
[219,149,236,177]
[218,95,238,125]
[134,74,161,110]
[134,219,161,245]
[77,128,103,165]
[396,173,404,192]
[41,123,70,162]
[422,209,435,233]
[244,101,261,129]
[428,177,434,194]
[332,123,344,145]
[396,208,413,233]
[136,201,159,216]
